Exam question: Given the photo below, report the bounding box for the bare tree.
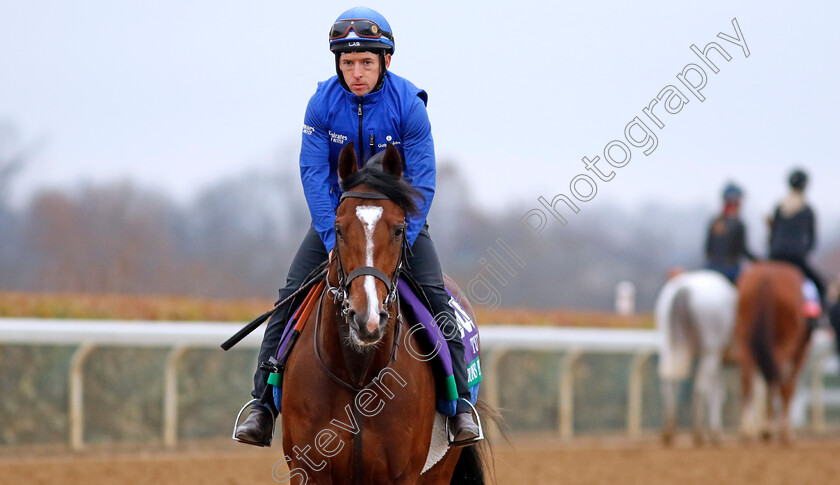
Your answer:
[0,122,32,288]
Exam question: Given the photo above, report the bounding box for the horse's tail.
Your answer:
[658,285,694,381]
[750,278,780,384]
[450,400,501,485]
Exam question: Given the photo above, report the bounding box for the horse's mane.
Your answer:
[339,152,424,215]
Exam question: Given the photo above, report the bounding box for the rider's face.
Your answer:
[339,52,391,96]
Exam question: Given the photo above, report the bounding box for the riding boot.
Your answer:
[234,403,276,447]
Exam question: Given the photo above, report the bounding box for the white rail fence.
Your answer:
[0,318,836,449]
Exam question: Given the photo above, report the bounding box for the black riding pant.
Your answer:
[251,224,472,414]
[769,253,827,305]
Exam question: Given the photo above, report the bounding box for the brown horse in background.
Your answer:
[734,261,812,444]
[279,142,489,484]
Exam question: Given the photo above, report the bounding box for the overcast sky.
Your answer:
[1,1,838,244]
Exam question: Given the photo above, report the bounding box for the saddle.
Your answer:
[266,273,482,417]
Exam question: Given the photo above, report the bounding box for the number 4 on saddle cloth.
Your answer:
[266,276,482,417]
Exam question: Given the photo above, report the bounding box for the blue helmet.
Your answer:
[329,7,395,54]
[722,182,743,202]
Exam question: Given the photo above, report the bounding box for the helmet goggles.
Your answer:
[329,19,393,42]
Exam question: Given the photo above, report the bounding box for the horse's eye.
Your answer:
[335,226,343,239]
[394,226,405,238]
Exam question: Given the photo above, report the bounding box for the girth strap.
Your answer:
[353,404,363,485]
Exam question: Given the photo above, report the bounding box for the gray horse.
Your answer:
[656,269,737,445]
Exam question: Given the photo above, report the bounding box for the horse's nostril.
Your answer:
[379,311,389,322]
[353,313,367,330]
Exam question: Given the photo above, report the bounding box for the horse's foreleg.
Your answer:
[661,379,678,446]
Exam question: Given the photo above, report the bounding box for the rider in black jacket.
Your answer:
[768,169,826,305]
[705,183,755,284]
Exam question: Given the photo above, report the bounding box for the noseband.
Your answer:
[326,191,407,318]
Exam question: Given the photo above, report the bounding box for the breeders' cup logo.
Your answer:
[329,131,348,145]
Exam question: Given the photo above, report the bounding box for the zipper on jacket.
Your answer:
[357,102,363,166]
[369,134,375,158]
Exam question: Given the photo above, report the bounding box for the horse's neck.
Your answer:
[317,289,399,389]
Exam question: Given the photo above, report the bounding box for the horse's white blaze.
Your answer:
[356,205,383,334]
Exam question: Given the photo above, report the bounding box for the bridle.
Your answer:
[314,189,413,485]
[325,190,408,321]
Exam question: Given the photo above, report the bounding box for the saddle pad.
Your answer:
[802,279,822,318]
[396,278,481,417]
[422,412,448,474]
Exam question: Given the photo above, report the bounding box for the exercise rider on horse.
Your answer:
[704,182,756,284]
[234,6,481,447]
[768,169,827,308]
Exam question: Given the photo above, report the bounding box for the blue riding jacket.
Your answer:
[299,71,436,252]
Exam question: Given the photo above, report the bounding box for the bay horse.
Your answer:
[656,269,737,445]
[279,142,489,484]
[734,261,812,444]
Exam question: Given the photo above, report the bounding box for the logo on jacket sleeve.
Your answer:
[329,131,348,144]
[302,124,315,135]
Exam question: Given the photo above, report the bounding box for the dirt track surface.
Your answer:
[2,436,840,484]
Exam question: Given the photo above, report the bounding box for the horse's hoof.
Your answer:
[760,430,772,442]
[661,431,674,446]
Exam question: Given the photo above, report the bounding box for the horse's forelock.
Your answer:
[339,160,422,216]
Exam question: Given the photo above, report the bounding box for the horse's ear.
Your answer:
[338,142,357,180]
[381,142,402,178]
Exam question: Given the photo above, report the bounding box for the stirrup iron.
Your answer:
[445,398,484,447]
[231,398,275,447]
